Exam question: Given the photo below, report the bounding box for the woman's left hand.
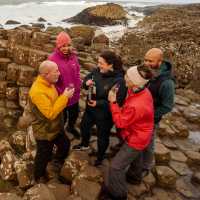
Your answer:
[108,90,117,103]
[88,100,97,107]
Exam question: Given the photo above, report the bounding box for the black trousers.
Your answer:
[34,132,70,180]
[63,102,79,129]
[80,110,113,161]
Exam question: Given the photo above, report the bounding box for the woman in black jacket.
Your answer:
[73,50,127,166]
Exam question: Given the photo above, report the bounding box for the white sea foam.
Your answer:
[42,1,86,5]
[189,131,200,145]
[41,1,104,6]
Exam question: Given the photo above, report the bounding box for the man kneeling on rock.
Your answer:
[101,65,154,200]
[28,60,74,183]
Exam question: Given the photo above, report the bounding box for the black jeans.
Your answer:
[80,110,113,161]
[34,132,70,180]
[63,102,79,129]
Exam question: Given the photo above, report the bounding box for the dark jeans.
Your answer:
[80,110,113,161]
[34,132,70,180]
[130,125,158,180]
[104,143,142,198]
[142,124,157,170]
[64,102,79,129]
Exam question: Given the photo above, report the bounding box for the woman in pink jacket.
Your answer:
[49,32,81,138]
[101,65,154,200]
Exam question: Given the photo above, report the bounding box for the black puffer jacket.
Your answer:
[83,68,127,120]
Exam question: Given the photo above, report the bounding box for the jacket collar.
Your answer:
[98,68,123,78]
[159,60,172,77]
[127,87,146,97]
[37,75,52,87]
[55,48,69,59]
[55,48,77,59]
[150,60,172,82]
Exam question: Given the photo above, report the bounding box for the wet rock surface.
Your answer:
[176,177,200,199]
[5,20,21,25]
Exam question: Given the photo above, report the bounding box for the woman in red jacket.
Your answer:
[102,65,154,200]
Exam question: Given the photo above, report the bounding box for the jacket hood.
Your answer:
[54,48,77,59]
[160,60,173,76]
[96,68,124,78]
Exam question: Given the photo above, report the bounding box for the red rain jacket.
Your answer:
[110,88,154,150]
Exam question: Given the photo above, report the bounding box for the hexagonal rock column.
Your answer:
[72,178,101,200]
[60,151,90,183]
[154,166,177,188]
[154,142,171,164]
[23,183,56,200]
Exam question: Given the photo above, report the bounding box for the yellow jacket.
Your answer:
[29,75,68,141]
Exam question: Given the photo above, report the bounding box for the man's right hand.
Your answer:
[63,87,75,98]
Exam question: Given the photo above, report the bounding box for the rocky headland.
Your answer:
[63,3,129,26]
[0,3,200,200]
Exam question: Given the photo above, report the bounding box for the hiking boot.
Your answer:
[126,175,142,185]
[99,193,112,200]
[72,143,90,151]
[66,127,80,139]
[99,185,127,200]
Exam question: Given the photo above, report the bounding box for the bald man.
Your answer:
[145,49,174,123]
[144,48,163,71]
[29,60,74,183]
[127,48,175,183]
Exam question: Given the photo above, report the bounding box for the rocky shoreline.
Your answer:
[0,3,200,200]
[117,3,200,92]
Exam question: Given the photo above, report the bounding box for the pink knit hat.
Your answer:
[127,66,149,87]
[56,31,71,48]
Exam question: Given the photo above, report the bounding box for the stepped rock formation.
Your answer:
[63,3,128,26]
